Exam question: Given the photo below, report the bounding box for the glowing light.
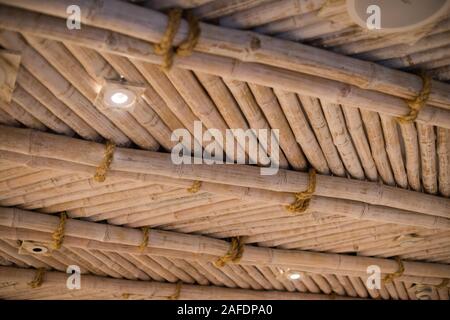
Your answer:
[288,272,301,280]
[111,92,129,104]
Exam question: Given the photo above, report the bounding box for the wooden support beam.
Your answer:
[0,207,449,286]
[0,266,353,300]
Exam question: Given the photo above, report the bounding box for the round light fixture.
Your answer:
[286,271,301,280]
[111,92,129,104]
[27,244,49,255]
[103,88,136,109]
[346,0,450,32]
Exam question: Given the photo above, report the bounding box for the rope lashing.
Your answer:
[285,168,316,214]
[28,268,46,288]
[434,278,449,289]
[396,73,432,124]
[154,8,201,71]
[187,180,202,193]
[139,227,150,252]
[51,212,67,250]
[214,237,245,268]
[167,281,182,300]
[383,257,405,284]
[94,141,116,183]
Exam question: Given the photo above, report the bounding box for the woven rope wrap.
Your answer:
[94,141,116,183]
[286,168,316,214]
[434,278,449,289]
[154,8,201,70]
[28,268,46,288]
[396,73,432,124]
[214,237,245,268]
[52,212,67,250]
[139,227,150,252]
[383,257,405,284]
[167,281,182,300]
[187,180,202,193]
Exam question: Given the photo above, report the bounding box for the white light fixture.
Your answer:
[346,0,450,33]
[18,240,51,256]
[96,79,146,111]
[288,272,301,280]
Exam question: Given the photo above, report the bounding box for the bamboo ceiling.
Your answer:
[0,0,449,301]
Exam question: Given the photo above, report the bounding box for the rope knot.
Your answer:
[187,180,202,193]
[286,168,316,214]
[154,8,201,71]
[383,257,405,284]
[51,212,67,250]
[94,141,116,183]
[396,73,432,124]
[214,237,245,268]
[28,268,46,288]
[139,227,150,252]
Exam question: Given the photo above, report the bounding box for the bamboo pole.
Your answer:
[359,110,395,186]
[248,83,307,170]
[12,86,74,136]
[379,115,408,189]
[0,100,46,131]
[219,0,326,29]
[273,89,330,174]
[3,0,449,110]
[320,101,364,179]
[297,95,345,176]
[21,34,160,151]
[192,0,271,20]
[417,124,438,194]
[0,207,449,283]
[341,105,378,181]
[16,68,100,141]
[0,31,129,145]
[399,123,421,191]
[0,125,448,221]
[0,108,20,127]
[0,5,449,129]
[437,128,450,197]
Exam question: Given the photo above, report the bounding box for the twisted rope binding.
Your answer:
[434,278,449,289]
[167,281,182,300]
[52,212,67,250]
[154,8,201,71]
[214,237,245,268]
[28,268,46,288]
[396,73,432,124]
[176,11,201,57]
[383,257,405,284]
[139,227,150,252]
[94,141,116,183]
[187,180,202,193]
[286,168,316,214]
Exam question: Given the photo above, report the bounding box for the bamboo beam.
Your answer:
[0,266,352,300]
[0,207,449,286]
[1,125,448,220]
[0,6,449,129]
[2,0,449,111]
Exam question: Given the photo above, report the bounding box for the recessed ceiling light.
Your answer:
[103,88,136,109]
[286,270,301,280]
[96,80,146,112]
